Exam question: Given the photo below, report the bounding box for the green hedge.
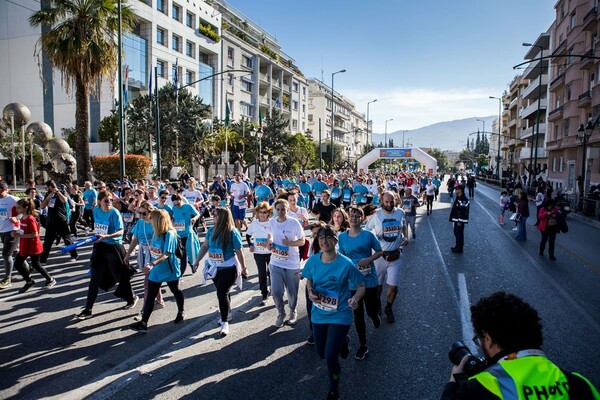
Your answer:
[91,154,151,182]
[199,23,220,43]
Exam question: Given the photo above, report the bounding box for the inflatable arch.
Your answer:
[356,147,438,175]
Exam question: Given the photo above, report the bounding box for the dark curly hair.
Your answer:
[471,291,543,351]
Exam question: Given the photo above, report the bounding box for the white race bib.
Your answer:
[94,223,109,235]
[314,290,339,312]
[149,245,162,259]
[174,220,185,232]
[0,208,7,220]
[271,243,289,261]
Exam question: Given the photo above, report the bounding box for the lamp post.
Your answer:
[331,69,346,172]
[346,145,351,168]
[577,121,593,205]
[489,96,503,181]
[251,126,264,176]
[523,42,544,189]
[384,118,394,147]
[366,99,377,149]
[401,130,408,147]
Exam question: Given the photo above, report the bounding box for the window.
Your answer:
[302,104,306,116]
[172,4,181,22]
[308,114,313,122]
[293,82,299,92]
[157,0,165,13]
[568,47,575,64]
[227,47,234,65]
[561,3,566,19]
[564,118,570,137]
[157,27,166,46]
[157,60,165,78]
[554,124,559,140]
[172,34,181,52]
[570,10,576,29]
[240,102,252,117]
[552,157,556,172]
[186,70,194,85]
[242,55,253,69]
[292,119,298,129]
[186,41,194,58]
[302,87,306,99]
[566,83,572,101]
[292,100,298,110]
[591,72,596,90]
[186,12,195,28]
[241,80,253,92]
[228,74,234,86]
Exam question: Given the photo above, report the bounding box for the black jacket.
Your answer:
[449,193,470,223]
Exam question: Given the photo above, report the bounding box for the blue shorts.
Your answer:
[232,205,247,220]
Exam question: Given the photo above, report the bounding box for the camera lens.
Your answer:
[448,341,471,366]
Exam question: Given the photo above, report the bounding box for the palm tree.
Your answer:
[29,0,135,182]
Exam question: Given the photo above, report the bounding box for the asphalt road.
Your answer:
[1,184,599,400]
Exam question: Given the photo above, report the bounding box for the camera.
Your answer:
[448,341,487,376]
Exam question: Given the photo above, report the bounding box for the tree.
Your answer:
[427,148,450,173]
[98,104,119,152]
[259,108,289,173]
[282,133,316,173]
[29,0,136,183]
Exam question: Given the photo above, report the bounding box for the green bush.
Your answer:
[199,23,220,43]
[91,154,151,182]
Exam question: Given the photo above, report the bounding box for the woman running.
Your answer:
[246,202,272,306]
[330,208,349,233]
[171,193,200,276]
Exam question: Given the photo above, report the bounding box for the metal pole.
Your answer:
[155,66,161,178]
[21,125,26,185]
[10,113,16,189]
[531,46,543,190]
[318,118,322,171]
[29,133,34,181]
[117,0,125,180]
[366,99,377,149]
[330,75,335,172]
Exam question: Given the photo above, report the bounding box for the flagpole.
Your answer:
[154,66,161,178]
[117,0,125,180]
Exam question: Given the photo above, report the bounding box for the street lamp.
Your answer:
[577,121,593,204]
[331,69,346,172]
[384,118,394,147]
[401,130,408,147]
[366,99,377,149]
[523,42,545,189]
[489,96,502,181]
[9,111,16,189]
[346,145,351,168]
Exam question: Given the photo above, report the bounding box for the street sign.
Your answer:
[379,148,412,159]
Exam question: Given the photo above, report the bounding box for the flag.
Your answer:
[274,97,280,108]
[259,107,263,130]
[123,65,129,108]
[173,58,179,110]
[148,66,153,101]
[225,96,230,126]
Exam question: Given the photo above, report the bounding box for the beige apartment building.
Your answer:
[307,79,368,166]
[547,0,600,194]
[501,75,528,179]
[213,0,308,134]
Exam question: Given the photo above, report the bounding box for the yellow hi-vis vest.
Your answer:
[471,351,577,400]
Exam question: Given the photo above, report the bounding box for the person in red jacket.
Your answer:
[12,198,56,292]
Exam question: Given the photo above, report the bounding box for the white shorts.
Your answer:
[374,256,402,287]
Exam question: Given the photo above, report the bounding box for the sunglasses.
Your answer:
[139,211,148,216]
[104,199,113,203]
[160,197,167,200]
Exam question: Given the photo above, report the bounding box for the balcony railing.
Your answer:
[583,6,598,31]
[549,72,565,89]
[520,147,547,160]
[519,123,547,140]
[579,90,592,101]
[519,99,548,119]
[548,106,564,121]
[552,39,568,56]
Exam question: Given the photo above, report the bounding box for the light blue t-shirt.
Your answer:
[312,181,328,196]
[149,230,180,282]
[331,186,341,200]
[342,187,353,203]
[172,203,198,238]
[255,185,273,203]
[299,183,312,196]
[353,184,369,204]
[156,203,174,219]
[205,227,243,269]
[302,253,364,326]
[338,230,381,289]
[131,219,154,245]
[92,207,124,245]
[83,189,97,210]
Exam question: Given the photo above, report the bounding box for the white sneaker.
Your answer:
[288,311,298,325]
[512,227,518,231]
[275,313,286,328]
[220,321,230,336]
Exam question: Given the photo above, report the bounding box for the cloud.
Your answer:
[342,87,501,132]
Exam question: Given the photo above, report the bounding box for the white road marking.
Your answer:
[457,273,477,354]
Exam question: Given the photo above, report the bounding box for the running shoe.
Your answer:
[174,312,186,324]
[372,314,381,328]
[133,313,142,321]
[306,334,315,345]
[384,306,395,323]
[42,278,56,289]
[275,313,286,328]
[326,392,340,400]
[260,294,268,306]
[71,255,79,262]
[288,311,298,325]
[19,280,36,293]
[124,295,139,309]
[76,309,93,320]
[130,321,147,333]
[220,321,230,336]
[354,345,369,360]
[339,335,350,359]
[155,300,165,309]
[0,277,12,289]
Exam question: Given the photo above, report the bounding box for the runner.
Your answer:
[311,190,337,223]
[230,173,250,232]
[40,180,78,265]
[365,191,409,323]
[246,201,272,305]
[171,193,200,276]
[0,182,19,289]
[424,178,436,215]
[82,181,97,230]
[401,187,420,239]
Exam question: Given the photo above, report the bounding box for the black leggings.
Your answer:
[69,211,81,237]
[540,230,557,257]
[213,267,237,321]
[85,251,135,310]
[253,253,270,297]
[305,285,313,331]
[15,253,52,283]
[142,279,184,324]
[83,209,94,229]
[351,287,379,345]
[179,236,188,276]
[313,323,351,394]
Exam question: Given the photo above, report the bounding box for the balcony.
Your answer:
[549,73,565,91]
[519,123,547,140]
[520,147,547,160]
[521,75,548,99]
[508,97,519,109]
[519,99,548,119]
[582,7,598,31]
[552,39,567,56]
[508,118,517,128]
[593,84,600,107]
[579,49,596,70]
[548,106,564,122]
[578,90,592,108]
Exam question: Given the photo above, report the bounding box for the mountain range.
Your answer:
[372,116,497,152]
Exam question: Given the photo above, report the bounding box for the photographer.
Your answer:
[40,180,78,264]
[442,291,599,399]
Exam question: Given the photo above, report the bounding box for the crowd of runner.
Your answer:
[0,169,450,400]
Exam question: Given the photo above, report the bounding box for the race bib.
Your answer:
[208,247,224,264]
[84,199,89,205]
[314,289,339,312]
[49,198,56,208]
[331,190,340,200]
[255,237,269,249]
[173,220,186,232]
[343,193,351,202]
[403,200,411,212]
[0,208,7,220]
[357,263,371,275]
[122,213,133,223]
[149,245,162,259]
[94,223,109,235]
[271,243,289,261]
[382,220,401,242]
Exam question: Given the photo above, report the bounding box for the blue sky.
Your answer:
[224,0,556,132]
